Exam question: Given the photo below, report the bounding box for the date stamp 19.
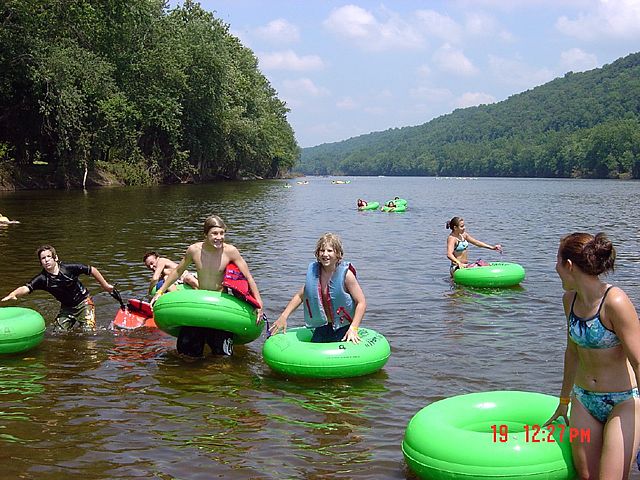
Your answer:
[491,424,590,443]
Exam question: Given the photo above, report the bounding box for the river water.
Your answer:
[1,177,639,479]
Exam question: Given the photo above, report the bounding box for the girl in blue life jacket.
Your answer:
[269,233,366,344]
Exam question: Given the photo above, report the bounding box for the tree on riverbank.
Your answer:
[0,0,299,188]
[300,52,640,179]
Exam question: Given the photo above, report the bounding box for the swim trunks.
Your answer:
[310,324,350,343]
[177,327,233,357]
[54,297,96,332]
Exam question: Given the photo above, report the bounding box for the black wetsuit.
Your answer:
[26,263,91,307]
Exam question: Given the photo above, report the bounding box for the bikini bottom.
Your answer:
[572,384,639,423]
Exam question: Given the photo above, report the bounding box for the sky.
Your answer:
[183,0,640,148]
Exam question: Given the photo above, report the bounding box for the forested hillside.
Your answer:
[0,0,299,188]
[300,52,640,179]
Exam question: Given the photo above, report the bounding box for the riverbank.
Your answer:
[0,162,119,191]
[0,161,292,191]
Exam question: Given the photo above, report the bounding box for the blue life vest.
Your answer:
[303,260,356,330]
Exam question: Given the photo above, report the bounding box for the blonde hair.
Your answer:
[315,233,344,261]
[203,215,227,235]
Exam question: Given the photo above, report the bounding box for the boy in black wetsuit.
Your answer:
[1,245,114,331]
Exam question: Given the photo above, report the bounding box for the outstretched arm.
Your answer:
[90,266,114,293]
[2,285,30,302]
[269,286,304,336]
[466,233,502,252]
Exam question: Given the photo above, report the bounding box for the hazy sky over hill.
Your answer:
[185,0,640,147]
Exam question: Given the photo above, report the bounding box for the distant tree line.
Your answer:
[0,0,299,187]
[300,52,640,179]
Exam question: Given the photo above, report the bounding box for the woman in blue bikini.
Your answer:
[546,232,640,479]
[445,216,502,276]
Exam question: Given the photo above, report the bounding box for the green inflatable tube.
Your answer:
[358,201,380,211]
[153,290,262,344]
[453,262,525,287]
[402,391,576,480]
[0,307,46,354]
[263,327,390,378]
[381,204,407,212]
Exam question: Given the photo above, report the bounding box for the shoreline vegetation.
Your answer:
[300,52,640,180]
[0,1,299,191]
[2,3,639,191]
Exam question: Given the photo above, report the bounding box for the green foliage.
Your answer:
[0,0,298,187]
[0,142,10,163]
[94,159,154,186]
[300,52,640,179]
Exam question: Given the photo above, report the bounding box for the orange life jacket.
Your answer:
[223,262,261,309]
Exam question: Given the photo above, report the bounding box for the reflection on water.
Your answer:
[0,360,47,445]
[1,177,640,478]
[253,374,391,479]
[0,360,46,396]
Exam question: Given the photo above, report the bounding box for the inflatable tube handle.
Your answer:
[262,313,271,338]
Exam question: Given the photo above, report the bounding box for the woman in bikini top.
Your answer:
[547,232,640,478]
[568,286,621,349]
[445,216,502,273]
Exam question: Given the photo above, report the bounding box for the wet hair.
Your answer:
[558,232,615,276]
[203,215,227,235]
[143,251,158,263]
[36,245,57,261]
[446,216,463,231]
[315,233,344,261]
